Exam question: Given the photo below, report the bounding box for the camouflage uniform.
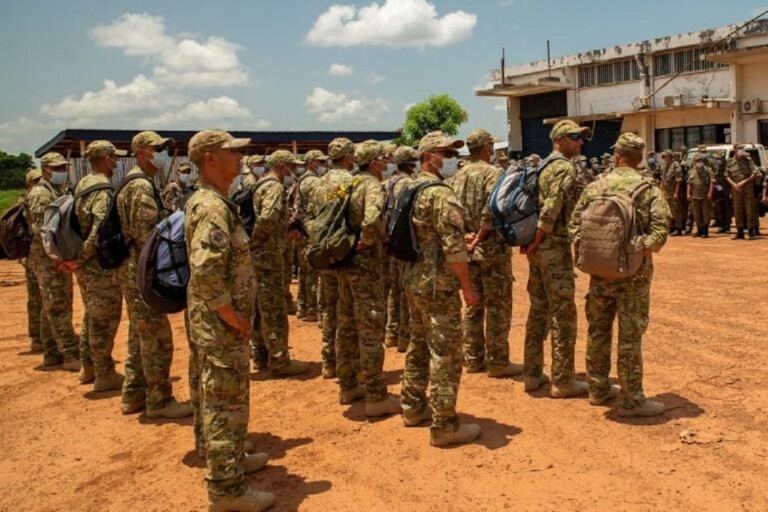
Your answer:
[570,158,670,410]
[726,155,761,230]
[293,154,324,320]
[574,156,596,197]
[660,158,684,230]
[161,180,193,213]
[711,152,732,231]
[19,173,47,352]
[117,165,175,411]
[687,161,715,229]
[447,156,512,372]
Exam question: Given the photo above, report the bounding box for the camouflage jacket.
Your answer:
[23,179,65,258]
[161,180,193,213]
[298,171,321,218]
[74,173,113,263]
[185,184,256,348]
[383,171,414,227]
[250,174,287,271]
[117,167,165,252]
[313,167,352,207]
[537,151,577,238]
[569,167,671,254]
[446,159,506,260]
[725,156,760,184]
[660,162,682,198]
[687,164,715,199]
[407,172,468,295]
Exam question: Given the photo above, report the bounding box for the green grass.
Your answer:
[0,189,24,214]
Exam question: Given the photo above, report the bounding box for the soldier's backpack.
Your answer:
[137,210,188,314]
[489,154,567,247]
[573,179,651,279]
[305,178,360,270]
[230,179,269,237]
[386,180,449,262]
[96,174,161,270]
[40,183,113,262]
[0,202,31,259]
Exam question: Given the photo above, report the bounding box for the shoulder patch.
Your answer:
[209,228,229,249]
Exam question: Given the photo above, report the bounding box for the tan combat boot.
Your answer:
[78,365,95,384]
[589,384,620,405]
[524,373,549,392]
[366,395,402,417]
[242,452,269,474]
[464,363,486,374]
[321,364,336,379]
[488,362,524,379]
[550,380,589,398]
[30,342,44,353]
[121,401,146,415]
[402,406,432,427]
[339,385,366,405]
[269,360,309,377]
[146,398,193,419]
[208,487,275,512]
[43,354,63,366]
[93,370,125,392]
[303,312,319,323]
[618,399,665,417]
[62,359,81,371]
[430,424,481,447]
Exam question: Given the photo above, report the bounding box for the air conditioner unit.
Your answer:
[742,98,763,113]
[663,94,683,107]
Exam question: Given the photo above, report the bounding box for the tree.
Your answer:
[398,94,468,147]
[0,150,34,190]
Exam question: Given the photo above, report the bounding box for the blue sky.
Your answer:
[0,0,763,156]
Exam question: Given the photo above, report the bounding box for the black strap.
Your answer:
[74,182,114,200]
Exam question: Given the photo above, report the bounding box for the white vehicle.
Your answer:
[682,143,767,172]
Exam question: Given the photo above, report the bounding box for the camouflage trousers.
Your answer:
[251,269,290,371]
[297,244,318,317]
[666,196,684,229]
[336,266,386,402]
[29,251,77,361]
[690,199,713,228]
[283,240,294,306]
[586,260,653,409]
[119,254,174,410]
[401,287,463,437]
[733,187,758,229]
[189,342,249,499]
[385,257,410,347]
[713,189,733,229]
[523,237,577,386]
[23,258,46,349]
[463,256,512,370]
[76,261,122,377]
[318,272,338,369]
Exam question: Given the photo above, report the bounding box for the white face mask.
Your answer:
[316,165,328,176]
[383,163,397,179]
[252,166,265,176]
[351,164,360,175]
[411,159,420,172]
[283,174,295,187]
[580,161,587,169]
[50,170,68,185]
[232,175,243,189]
[295,167,306,176]
[439,157,459,178]
[179,173,193,185]
[150,149,170,171]
[648,157,656,165]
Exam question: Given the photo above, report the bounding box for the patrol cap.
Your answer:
[382,142,397,157]
[303,150,328,163]
[529,153,541,160]
[662,149,674,157]
[40,152,70,168]
[188,129,250,162]
[393,146,419,165]
[611,133,645,154]
[466,128,496,149]
[418,131,464,153]
[328,137,355,159]
[549,119,591,140]
[601,153,612,160]
[178,162,192,172]
[131,131,173,153]
[247,155,265,166]
[25,168,42,185]
[355,140,385,166]
[693,152,707,161]
[84,140,127,160]
[268,149,297,167]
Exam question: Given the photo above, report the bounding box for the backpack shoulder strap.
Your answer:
[74,182,114,200]
[629,180,652,200]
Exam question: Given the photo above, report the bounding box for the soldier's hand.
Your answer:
[58,261,79,273]
[217,305,251,338]
[708,193,714,202]
[356,241,370,253]
[462,288,481,307]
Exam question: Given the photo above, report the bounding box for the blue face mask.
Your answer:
[316,165,328,176]
[296,167,306,176]
[252,166,266,176]
[179,173,193,185]
[49,170,68,185]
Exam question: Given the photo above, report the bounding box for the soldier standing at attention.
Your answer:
[727,144,761,240]
[448,129,519,378]
[570,133,670,417]
[118,131,191,418]
[21,168,46,354]
[185,129,274,512]
[400,131,482,447]
[659,150,684,236]
[521,120,589,398]
[687,152,715,238]
[161,162,196,212]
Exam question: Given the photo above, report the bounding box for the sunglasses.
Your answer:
[565,133,583,142]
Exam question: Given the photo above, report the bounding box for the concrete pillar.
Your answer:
[507,97,522,152]
[730,63,743,143]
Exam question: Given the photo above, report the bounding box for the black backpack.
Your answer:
[386,180,449,262]
[96,173,163,270]
[137,210,188,314]
[230,179,269,237]
[0,202,30,259]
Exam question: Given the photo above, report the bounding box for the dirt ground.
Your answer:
[1,224,767,512]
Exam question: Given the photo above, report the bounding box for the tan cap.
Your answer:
[267,149,296,167]
[25,168,42,185]
[693,152,707,160]
[393,146,418,165]
[247,155,265,166]
[549,119,590,141]
[304,149,328,163]
[328,137,355,159]
[382,142,397,157]
[178,162,192,172]
[354,140,386,166]
[611,133,645,153]
[662,149,674,157]
[84,140,127,160]
[418,131,464,153]
[188,129,250,162]
[529,153,541,160]
[466,128,495,149]
[131,131,172,153]
[40,152,70,168]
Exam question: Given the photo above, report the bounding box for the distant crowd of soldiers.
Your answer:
[18,120,687,511]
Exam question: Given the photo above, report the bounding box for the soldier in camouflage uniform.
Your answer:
[589,157,602,176]
[573,155,595,197]
[447,129,518,378]
[21,168,46,353]
[711,150,732,233]
[659,150,684,236]
[161,162,196,212]
[400,132,482,447]
[22,152,78,369]
[570,133,671,417]
[118,131,191,418]
[249,150,308,376]
[521,120,589,398]
[184,130,274,512]
[687,152,715,238]
[283,159,303,316]
[63,141,125,390]
[726,144,762,240]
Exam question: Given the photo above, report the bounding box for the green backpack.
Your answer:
[305,178,359,270]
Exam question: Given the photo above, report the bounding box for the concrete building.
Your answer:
[477,19,768,158]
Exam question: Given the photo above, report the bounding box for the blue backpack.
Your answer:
[137,210,188,314]
[489,154,566,246]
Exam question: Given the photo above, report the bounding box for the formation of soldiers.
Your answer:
[16,120,689,511]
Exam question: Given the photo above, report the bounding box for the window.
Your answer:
[685,126,701,148]
[654,54,671,76]
[654,124,730,151]
[671,127,685,149]
[579,66,595,88]
[674,49,694,73]
[596,63,613,85]
[701,125,717,144]
[578,58,640,88]
[653,46,728,76]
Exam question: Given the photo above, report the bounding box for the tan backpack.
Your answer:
[575,179,650,279]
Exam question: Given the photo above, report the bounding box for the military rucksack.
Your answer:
[305,178,360,270]
[574,178,651,279]
[230,179,269,237]
[138,210,188,314]
[489,154,567,247]
[0,201,31,259]
[41,183,113,262]
[386,180,449,262]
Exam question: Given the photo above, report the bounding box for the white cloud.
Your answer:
[329,63,355,76]
[90,13,173,56]
[498,0,515,6]
[141,96,269,129]
[305,87,389,123]
[0,117,65,155]
[306,0,477,48]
